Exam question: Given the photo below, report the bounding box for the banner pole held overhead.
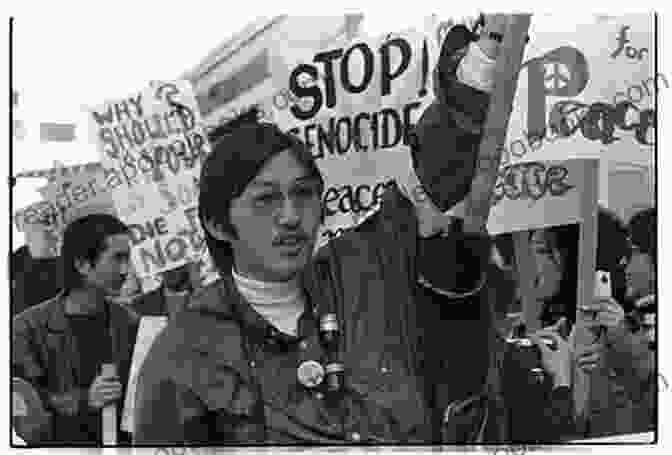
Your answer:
[462,14,532,235]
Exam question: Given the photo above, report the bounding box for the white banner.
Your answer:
[502,13,655,170]
[266,28,439,247]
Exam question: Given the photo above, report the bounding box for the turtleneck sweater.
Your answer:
[232,268,305,336]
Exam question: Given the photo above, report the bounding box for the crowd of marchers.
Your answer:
[11,17,656,446]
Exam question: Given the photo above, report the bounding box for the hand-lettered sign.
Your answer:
[90,81,212,277]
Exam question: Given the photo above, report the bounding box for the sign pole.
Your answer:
[101,363,118,445]
[462,14,532,234]
[513,231,542,332]
[571,158,600,434]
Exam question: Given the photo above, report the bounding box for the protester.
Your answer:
[436,238,575,443]
[624,207,656,339]
[523,208,654,438]
[528,207,629,328]
[12,214,140,445]
[133,17,506,444]
[11,226,62,317]
[12,377,52,444]
[131,262,197,318]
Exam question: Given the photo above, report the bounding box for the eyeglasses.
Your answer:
[244,180,322,216]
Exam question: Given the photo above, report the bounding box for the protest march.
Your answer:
[11,13,657,449]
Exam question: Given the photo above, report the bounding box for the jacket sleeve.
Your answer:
[605,323,655,402]
[133,341,215,445]
[12,313,57,414]
[12,312,92,422]
[503,344,577,443]
[406,29,491,213]
[12,313,45,388]
[134,376,206,444]
[540,386,577,442]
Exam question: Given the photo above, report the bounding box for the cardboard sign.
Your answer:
[14,202,59,258]
[487,158,596,234]
[121,316,168,434]
[40,165,117,229]
[501,14,654,173]
[267,29,439,248]
[90,81,212,277]
[489,159,599,334]
[14,200,58,233]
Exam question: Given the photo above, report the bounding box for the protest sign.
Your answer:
[487,158,599,333]
[267,28,440,247]
[122,316,168,434]
[15,161,117,257]
[461,14,531,234]
[14,201,60,258]
[187,15,652,249]
[89,80,212,278]
[14,200,57,233]
[40,164,117,231]
[486,158,595,235]
[499,13,654,208]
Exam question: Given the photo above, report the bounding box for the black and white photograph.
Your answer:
[5,5,664,453]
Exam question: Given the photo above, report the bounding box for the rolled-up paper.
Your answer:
[101,363,117,445]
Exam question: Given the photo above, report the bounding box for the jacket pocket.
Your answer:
[187,354,257,418]
[347,362,429,442]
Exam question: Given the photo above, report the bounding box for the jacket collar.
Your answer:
[45,292,69,333]
[45,289,132,333]
[189,270,320,348]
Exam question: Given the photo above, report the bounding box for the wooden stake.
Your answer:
[571,159,600,432]
[462,14,531,234]
[513,230,542,332]
[101,363,118,445]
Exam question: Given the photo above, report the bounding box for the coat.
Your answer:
[130,287,190,319]
[578,322,655,438]
[420,258,575,444]
[12,293,140,445]
[11,246,62,317]
[134,27,491,445]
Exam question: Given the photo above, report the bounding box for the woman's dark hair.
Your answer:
[200,107,324,273]
[535,223,580,326]
[628,207,656,266]
[537,207,629,326]
[61,213,129,292]
[596,207,630,307]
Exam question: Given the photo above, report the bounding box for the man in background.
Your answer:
[11,224,61,317]
[12,214,139,445]
[624,207,656,346]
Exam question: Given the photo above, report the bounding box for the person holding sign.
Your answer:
[12,214,140,445]
[518,209,654,438]
[133,17,509,445]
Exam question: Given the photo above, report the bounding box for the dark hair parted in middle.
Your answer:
[199,108,324,273]
[536,207,630,326]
